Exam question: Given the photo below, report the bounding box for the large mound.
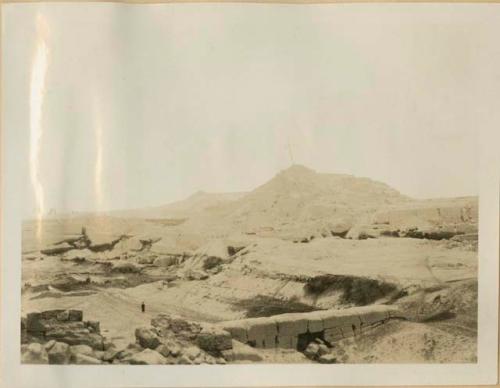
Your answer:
[219,165,409,235]
[169,165,410,240]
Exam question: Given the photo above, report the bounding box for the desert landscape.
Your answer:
[21,165,478,365]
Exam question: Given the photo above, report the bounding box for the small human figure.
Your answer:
[141,302,145,313]
[85,276,91,284]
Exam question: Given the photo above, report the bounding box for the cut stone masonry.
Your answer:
[218,305,404,350]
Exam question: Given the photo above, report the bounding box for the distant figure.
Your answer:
[85,276,91,284]
[141,302,145,313]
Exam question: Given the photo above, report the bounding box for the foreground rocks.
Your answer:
[221,340,263,362]
[24,309,104,350]
[110,314,266,364]
[196,327,232,352]
[22,309,108,364]
[21,343,49,364]
[21,307,403,365]
[21,309,244,365]
[302,338,347,363]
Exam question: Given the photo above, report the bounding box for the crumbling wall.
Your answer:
[218,305,404,350]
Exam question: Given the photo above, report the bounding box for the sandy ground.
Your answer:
[21,231,478,363]
[22,285,225,349]
[332,320,477,363]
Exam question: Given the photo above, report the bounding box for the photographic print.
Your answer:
[1,2,499,385]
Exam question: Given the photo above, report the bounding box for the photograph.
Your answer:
[1,1,498,385]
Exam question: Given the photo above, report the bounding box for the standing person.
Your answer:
[141,302,145,313]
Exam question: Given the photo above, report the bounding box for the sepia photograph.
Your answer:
[1,1,499,387]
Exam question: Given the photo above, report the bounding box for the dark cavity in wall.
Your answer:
[297,330,325,351]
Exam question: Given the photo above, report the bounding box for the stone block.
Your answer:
[274,313,308,336]
[219,321,248,343]
[21,343,49,364]
[262,336,277,349]
[276,335,294,349]
[324,327,343,343]
[322,311,361,330]
[252,335,276,349]
[196,327,232,351]
[340,325,356,338]
[56,311,70,321]
[306,311,325,333]
[222,340,263,362]
[26,313,45,333]
[359,310,388,325]
[135,327,161,349]
[73,354,101,365]
[127,349,167,365]
[68,310,83,322]
[48,342,71,364]
[40,310,66,320]
[246,317,277,341]
[69,344,94,358]
[85,321,101,334]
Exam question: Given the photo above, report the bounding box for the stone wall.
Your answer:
[218,305,404,350]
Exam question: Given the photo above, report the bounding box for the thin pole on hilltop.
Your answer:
[288,138,295,165]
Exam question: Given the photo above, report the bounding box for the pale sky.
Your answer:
[3,3,500,216]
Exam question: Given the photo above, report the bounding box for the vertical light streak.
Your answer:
[29,14,49,242]
[94,99,103,211]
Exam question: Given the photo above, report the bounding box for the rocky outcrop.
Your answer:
[89,235,130,253]
[41,244,75,256]
[54,231,91,250]
[133,238,162,252]
[401,228,463,241]
[39,229,133,260]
